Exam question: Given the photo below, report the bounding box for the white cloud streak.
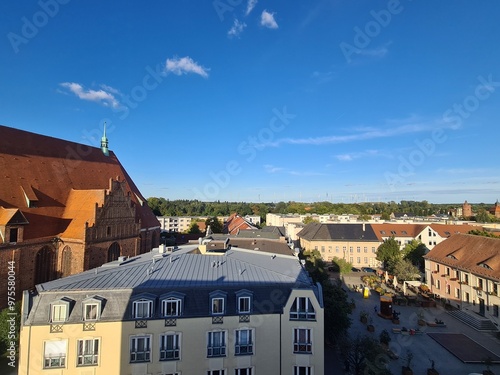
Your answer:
[228,19,247,38]
[165,56,209,78]
[261,10,278,29]
[59,82,120,108]
[246,0,258,16]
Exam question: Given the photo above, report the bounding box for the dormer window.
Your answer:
[212,298,224,315]
[209,291,227,315]
[290,297,315,321]
[51,305,67,323]
[131,295,155,319]
[236,290,253,314]
[50,298,73,323]
[160,292,185,317]
[82,296,105,321]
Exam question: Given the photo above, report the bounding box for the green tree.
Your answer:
[468,229,498,238]
[187,221,201,234]
[300,250,352,344]
[205,216,223,233]
[380,212,391,221]
[332,257,353,275]
[376,237,401,270]
[402,240,427,270]
[357,214,371,221]
[0,301,21,355]
[303,216,319,225]
[340,335,388,375]
[392,258,420,281]
[475,209,493,223]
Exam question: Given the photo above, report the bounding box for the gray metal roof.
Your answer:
[26,245,319,325]
[297,222,379,241]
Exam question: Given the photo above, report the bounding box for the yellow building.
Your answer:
[297,223,381,268]
[19,244,324,375]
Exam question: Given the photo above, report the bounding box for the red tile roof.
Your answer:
[424,234,500,281]
[0,125,159,241]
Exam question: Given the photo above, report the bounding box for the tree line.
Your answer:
[147,198,498,223]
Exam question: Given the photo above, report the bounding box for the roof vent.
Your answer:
[118,256,127,262]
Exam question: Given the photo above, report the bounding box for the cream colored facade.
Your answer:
[299,237,380,267]
[19,245,324,375]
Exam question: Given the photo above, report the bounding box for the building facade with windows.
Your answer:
[297,222,381,267]
[424,234,500,327]
[19,244,324,374]
[0,125,160,310]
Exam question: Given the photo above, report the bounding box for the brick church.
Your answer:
[0,125,160,309]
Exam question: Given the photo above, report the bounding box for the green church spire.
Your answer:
[101,122,109,156]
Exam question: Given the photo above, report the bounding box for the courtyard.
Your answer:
[343,279,500,374]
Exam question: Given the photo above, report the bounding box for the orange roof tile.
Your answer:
[424,234,500,281]
[0,125,159,240]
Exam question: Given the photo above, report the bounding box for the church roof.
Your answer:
[0,125,159,241]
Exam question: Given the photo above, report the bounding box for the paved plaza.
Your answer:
[344,284,500,375]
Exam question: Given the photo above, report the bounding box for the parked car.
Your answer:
[362,267,377,273]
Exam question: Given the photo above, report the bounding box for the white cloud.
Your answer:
[228,19,247,38]
[165,56,209,78]
[100,84,122,95]
[59,82,120,108]
[335,150,386,162]
[261,10,278,29]
[255,115,464,149]
[246,0,258,16]
[264,164,284,173]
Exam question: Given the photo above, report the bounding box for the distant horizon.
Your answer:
[3,2,500,205]
[146,197,498,207]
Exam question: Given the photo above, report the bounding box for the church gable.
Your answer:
[86,179,140,242]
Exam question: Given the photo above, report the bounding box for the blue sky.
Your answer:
[2,1,500,204]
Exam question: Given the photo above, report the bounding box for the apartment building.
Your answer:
[19,244,324,375]
[157,216,196,233]
[424,234,500,327]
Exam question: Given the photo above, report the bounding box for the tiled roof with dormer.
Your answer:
[424,234,500,281]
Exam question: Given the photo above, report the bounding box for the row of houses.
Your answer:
[424,233,500,329]
[294,221,486,267]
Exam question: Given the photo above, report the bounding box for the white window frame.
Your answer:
[132,299,153,319]
[207,370,226,375]
[51,304,68,323]
[43,340,67,368]
[77,338,99,366]
[290,297,316,320]
[211,297,225,315]
[238,296,251,314]
[83,303,99,321]
[294,366,312,375]
[235,328,253,355]
[293,328,312,354]
[130,335,151,363]
[159,332,180,361]
[207,331,226,357]
[235,368,253,375]
[162,298,182,317]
